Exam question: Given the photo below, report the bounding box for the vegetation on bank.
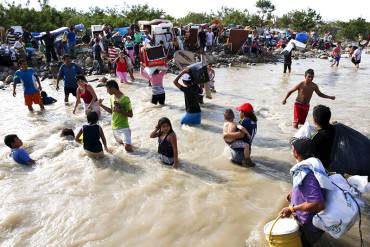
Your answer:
[0,0,369,40]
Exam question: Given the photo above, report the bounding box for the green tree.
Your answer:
[124,4,165,24]
[276,14,291,28]
[217,7,250,26]
[288,8,322,31]
[255,0,275,26]
[177,12,212,26]
[339,18,370,40]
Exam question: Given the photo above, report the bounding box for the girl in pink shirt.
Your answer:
[149,69,167,105]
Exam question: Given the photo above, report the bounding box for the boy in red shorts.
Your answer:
[13,59,44,112]
[282,69,335,129]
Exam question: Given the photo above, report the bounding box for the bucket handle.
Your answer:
[268,215,283,244]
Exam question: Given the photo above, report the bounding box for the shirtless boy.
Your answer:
[282,69,335,129]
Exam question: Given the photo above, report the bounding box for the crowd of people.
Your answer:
[1,21,369,247]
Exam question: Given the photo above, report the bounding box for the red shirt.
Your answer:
[116,59,127,72]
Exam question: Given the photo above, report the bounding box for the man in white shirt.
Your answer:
[352,45,363,68]
[206,29,214,51]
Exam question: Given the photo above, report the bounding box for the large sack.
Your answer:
[313,174,361,239]
[294,122,317,139]
[330,123,370,176]
[188,62,210,84]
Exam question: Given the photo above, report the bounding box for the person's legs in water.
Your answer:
[283,63,288,73]
[243,144,256,167]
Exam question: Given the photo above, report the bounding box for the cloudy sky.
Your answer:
[7,0,370,21]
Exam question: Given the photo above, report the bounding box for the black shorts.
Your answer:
[151,93,165,105]
[351,58,361,65]
[64,86,78,97]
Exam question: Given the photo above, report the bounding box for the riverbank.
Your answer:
[0,56,369,247]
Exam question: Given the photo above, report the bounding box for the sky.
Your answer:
[7,0,370,21]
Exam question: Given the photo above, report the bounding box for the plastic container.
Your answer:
[264,217,302,247]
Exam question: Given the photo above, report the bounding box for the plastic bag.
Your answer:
[330,123,370,176]
[347,176,370,193]
[313,174,360,239]
[294,122,317,139]
[188,62,210,84]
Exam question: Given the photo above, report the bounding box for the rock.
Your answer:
[212,52,218,56]
[85,57,93,66]
[0,81,4,89]
[4,75,13,85]
[319,55,328,59]
[219,51,225,56]
[0,72,8,81]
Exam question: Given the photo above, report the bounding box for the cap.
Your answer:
[290,137,315,158]
[182,73,192,82]
[236,103,254,113]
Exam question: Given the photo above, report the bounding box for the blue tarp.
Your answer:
[296,32,309,43]
[34,24,85,38]
[114,27,129,36]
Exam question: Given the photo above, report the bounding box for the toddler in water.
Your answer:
[150,117,179,168]
[60,128,75,140]
[4,134,35,165]
[223,109,252,162]
[75,111,110,158]
[41,91,57,105]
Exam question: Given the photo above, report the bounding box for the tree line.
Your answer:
[0,0,369,41]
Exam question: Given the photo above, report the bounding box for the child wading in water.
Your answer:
[115,51,129,83]
[223,109,252,163]
[330,41,341,67]
[150,117,179,168]
[282,69,335,129]
[75,111,110,158]
[149,68,167,105]
[223,103,257,167]
[4,134,36,165]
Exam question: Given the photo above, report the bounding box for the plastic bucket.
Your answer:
[264,217,302,247]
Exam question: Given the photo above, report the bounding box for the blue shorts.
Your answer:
[335,56,340,62]
[181,112,201,125]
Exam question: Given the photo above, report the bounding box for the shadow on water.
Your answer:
[92,155,145,175]
[253,136,290,149]
[179,161,228,184]
[199,123,223,134]
[252,155,292,184]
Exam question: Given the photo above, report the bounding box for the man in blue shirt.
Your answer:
[67,26,76,58]
[4,134,35,166]
[13,59,44,112]
[56,54,83,102]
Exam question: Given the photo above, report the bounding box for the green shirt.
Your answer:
[134,33,142,44]
[110,94,132,129]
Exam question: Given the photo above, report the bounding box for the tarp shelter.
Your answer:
[296,32,309,43]
[227,29,249,53]
[11,26,23,35]
[35,24,85,38]
[114,27,129,36]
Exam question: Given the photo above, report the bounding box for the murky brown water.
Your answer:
[0,55,369,247]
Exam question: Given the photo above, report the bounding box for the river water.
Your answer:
[0,55,369,247]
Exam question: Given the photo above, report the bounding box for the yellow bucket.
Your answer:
[264,216,302,247]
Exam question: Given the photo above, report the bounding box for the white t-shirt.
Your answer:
[354,48,362,61]
[206,32,214,45]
